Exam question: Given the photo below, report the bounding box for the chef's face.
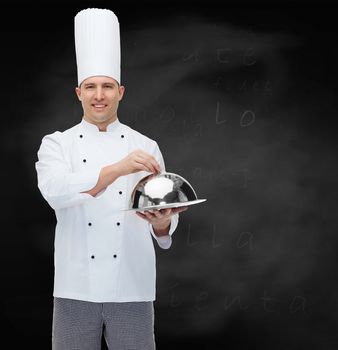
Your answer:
[75,76,125,129]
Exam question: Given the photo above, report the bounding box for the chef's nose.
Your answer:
[94,87,104,100]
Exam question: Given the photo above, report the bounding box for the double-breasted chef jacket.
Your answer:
[35,118,179,302]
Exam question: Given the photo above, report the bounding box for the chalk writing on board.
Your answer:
[167,284,307,314]
[261,290,276,312]
[242,48,257,66]
[214,77,272,92]
[185,223,254,250]
[195,291,209,311]
[212,224,224,248]
[130,101,257,133]
[160,105,175,123]
[169,282,182,308]
[216,48,232,63]
[186,223,199,247]
[215,101,227,125]
[182,47,258,65]
[224,295,250,311]
[192,167,251,188]
[237,231,254,250]
[289,296,307,314]
[240,110,256,127]
[182,50,199,62]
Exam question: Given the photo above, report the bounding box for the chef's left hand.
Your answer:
[136,207,188,236]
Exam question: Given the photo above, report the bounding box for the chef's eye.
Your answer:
[104,85,113,89]
[85,85,94,89]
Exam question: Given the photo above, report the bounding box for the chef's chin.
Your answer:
[92,114,109,122]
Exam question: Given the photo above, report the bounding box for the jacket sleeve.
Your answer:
[35,132,104,210]
[148,141,179,249]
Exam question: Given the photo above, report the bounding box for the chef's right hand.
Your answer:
[116,149,161,176]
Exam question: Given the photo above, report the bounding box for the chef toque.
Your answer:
[74,8,121,86]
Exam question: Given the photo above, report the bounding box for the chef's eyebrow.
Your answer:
[79,81,120,88]
[83,82,116,87]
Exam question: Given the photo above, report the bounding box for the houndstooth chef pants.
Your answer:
[52,297,156,350]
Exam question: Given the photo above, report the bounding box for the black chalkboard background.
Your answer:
[1,1,337,349]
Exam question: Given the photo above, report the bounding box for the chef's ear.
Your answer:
[118,85,125,101]
[75,86,82,101]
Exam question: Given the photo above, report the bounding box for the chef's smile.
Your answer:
[92,103,107,111]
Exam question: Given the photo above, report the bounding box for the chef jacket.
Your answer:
[35,118,179,302]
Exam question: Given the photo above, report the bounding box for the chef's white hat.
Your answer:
[74,8,121,86]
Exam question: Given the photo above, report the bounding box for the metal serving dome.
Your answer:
[126,172,206,211]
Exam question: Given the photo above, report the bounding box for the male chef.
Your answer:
[35,8,187,350]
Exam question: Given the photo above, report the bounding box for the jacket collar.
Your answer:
[80,117,121,133]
